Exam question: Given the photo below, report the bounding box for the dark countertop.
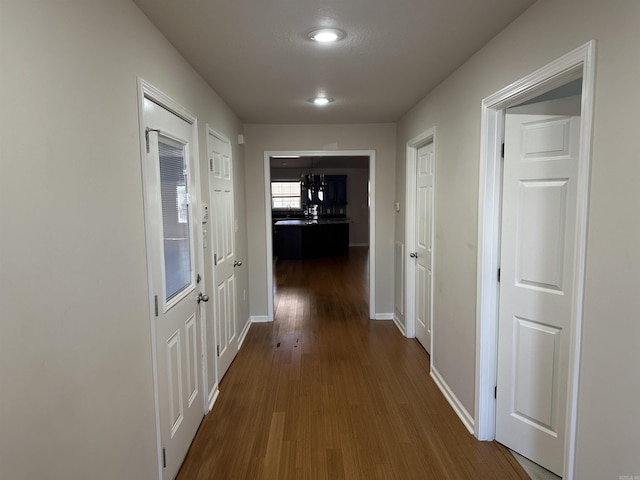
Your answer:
[274,218,350,226]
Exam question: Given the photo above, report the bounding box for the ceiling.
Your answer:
[133,0,536,124]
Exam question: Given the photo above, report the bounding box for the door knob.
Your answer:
[234,260,242,267]
[197,292,209,303]
[409,252,418,258]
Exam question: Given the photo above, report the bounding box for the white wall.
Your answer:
[244,124,396,318]
[345,168,370,246]
[395,0,640,477]
[0,1,247,479]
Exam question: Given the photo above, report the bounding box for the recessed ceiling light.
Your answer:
[307,28,345,43]
[308,97,334,106]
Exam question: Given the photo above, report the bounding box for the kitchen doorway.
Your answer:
[263,151,375,321]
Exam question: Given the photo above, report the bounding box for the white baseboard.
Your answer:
[250,315,271,323]
[374,313,394,320]
[392,314,407,336]
[237,318,251,348]
[207,385,219,412]
[430,367,475,435]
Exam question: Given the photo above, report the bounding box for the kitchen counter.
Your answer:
[274,218,350,226]
[274,219,350,259]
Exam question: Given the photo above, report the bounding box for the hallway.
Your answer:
[176,248,527,479]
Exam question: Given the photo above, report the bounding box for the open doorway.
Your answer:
[263,151,376,321]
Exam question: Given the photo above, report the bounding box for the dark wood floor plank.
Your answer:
[176,247,528,479]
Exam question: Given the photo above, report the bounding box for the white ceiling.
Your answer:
[133,0,536,124]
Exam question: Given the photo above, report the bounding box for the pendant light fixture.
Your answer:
[300,159,327,203]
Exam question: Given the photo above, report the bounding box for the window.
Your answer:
[159,136,192,300]
[271,181,302,209]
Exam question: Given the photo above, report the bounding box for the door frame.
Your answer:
[263,150,376,320]
[405,128,436,354]
[474,41,596,480]
[137,78,208,479]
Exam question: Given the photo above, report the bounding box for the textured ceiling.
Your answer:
[133,0,535,124]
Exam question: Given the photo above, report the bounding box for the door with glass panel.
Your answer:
[142,96,205,479]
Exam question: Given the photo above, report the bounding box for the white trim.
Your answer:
[237,318,252,348]
[250,315,271,323]
[207,385,220,412]
[200,305,210,411]
[431,367,475,435]
[263,150,377,320]
[404,128,436,342]
[137,78,203,480]
[263,156,275,321]
[206,125,231,145]
[369,152,376,320]
[374,313,393,320]
[138,79,198,123]
[392,314,406,336]
[474,41,595,480]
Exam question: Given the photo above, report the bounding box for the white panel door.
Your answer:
[414,142,434,353]
[143,98,205,479]
[496,96,581,476]
[208,131,238,381]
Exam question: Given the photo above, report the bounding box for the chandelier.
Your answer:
[300,172,326,202]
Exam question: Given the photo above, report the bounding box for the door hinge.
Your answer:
[494,386,497,399]
[501,142,505,158]
[217,345,220,357]
[214,253,217,266]
[145,127,160,153]
[162,447,166,468]
[497,268,501,282]
[209,158,213,172]
[154,295,159,317]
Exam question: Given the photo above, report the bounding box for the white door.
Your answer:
[496,96,581,476]
[413,142,434,353]
[208,130,238,380]
[143,97,205,479]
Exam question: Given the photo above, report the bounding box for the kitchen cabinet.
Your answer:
[274,219,350,259]
[323,175,347,206]
[303,175,347,207]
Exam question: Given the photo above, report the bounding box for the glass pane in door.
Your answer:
[159,136,192,300]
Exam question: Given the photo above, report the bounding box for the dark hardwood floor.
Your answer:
[176,247,528,479]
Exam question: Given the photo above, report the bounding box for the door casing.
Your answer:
[263,150,376,321]
[475,41,596,480]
